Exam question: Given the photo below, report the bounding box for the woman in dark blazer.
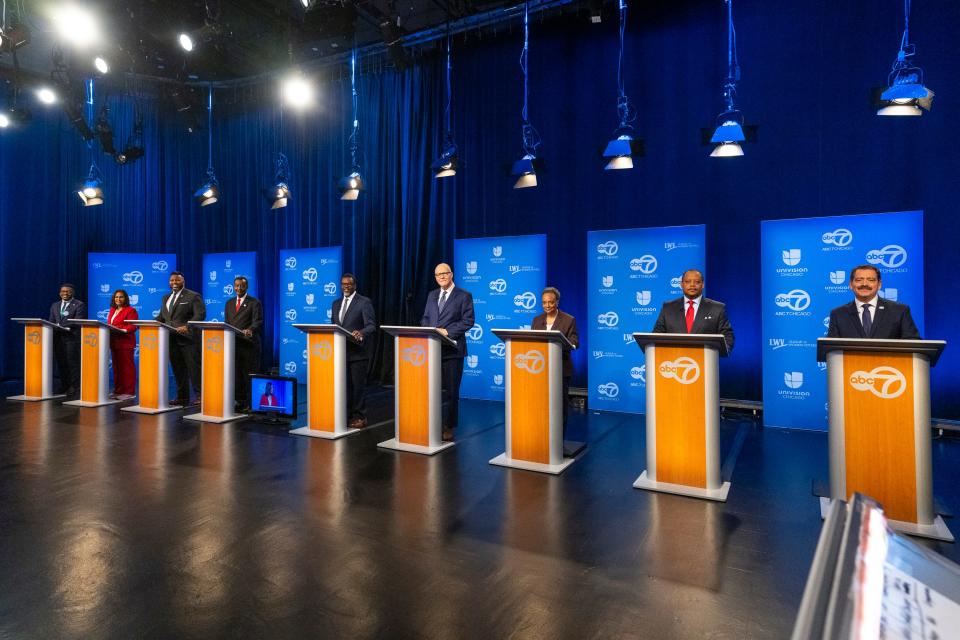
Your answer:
[108,289,139,399]
[531,287,579,429]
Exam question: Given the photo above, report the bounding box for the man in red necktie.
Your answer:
[651,269,735,353]
[224,276,263,412]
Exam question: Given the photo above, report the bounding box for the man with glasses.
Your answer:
[421,263,475,442]
[827,264,920,339]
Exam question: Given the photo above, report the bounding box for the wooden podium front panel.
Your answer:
[307,333,336,430]
[139,327,160,409]
[80,326,101,403]
[397,337,430,446]
[202,330,226,418]
[24,325,43,397]
[509,340,550,464]
[653,346,707,488]
[842,352,917,523]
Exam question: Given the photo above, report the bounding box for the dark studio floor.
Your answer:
[2,388,959,639]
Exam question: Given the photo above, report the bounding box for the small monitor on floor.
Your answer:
[249,374,298,424]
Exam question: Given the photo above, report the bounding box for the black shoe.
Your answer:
[170,398,187,406]
[441,427,454,442]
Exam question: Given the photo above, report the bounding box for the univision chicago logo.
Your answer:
[776,249,808,277]
[659,357,700,384]
[466,355,479,368]
[781,249,801,266]
[465,261,478,275]
[866,244,908,269]
[209,270,218,282]
[850,366,907,399]
[878,288,898,301]
[779,371,811,399]
[829,270,846,284]
[784,371,803,389]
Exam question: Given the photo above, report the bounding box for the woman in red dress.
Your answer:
[108,289,139,399]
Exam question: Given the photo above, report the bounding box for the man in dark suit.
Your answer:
[332,273,377,428]
[531,286,578,429]
[48,283,86,395]
[827,264,920,339]
[421,262,475,442]
[156,271,206,405]
[224,276,263,412]
[652,269,734,353]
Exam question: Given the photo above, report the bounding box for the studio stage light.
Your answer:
[709,119,745,157]
[178,33,195,52]
[338,171,364,200]
[511,154,540,189]
[76,163,104,206]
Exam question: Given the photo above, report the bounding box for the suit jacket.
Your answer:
[652,296,735,353]
[421,285,475,358]
[157,288,206,343]
[49,298,86,336]
[107,305,138,349]
[332,294,377,361]
[224,295,264,347]
[531,310,579,378]
[827,298,920,339]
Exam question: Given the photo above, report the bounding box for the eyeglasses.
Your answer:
[434,271,452,277]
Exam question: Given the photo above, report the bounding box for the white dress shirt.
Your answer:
[855,295,878,326]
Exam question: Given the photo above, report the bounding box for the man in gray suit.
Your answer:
[652,269,734,353]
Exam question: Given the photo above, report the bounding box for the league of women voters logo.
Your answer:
[658,357,700,384]
[402,344,426,366]
[596,240,619,256]
[850,366,907,399]
[866,244,908,269]
[514,350,545,374]
[205,336,222,353]
[311,341,333,360]
[822,228,853,247]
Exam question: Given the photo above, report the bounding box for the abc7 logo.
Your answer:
[284,361,297,374]
[402,344,426,366]
[302,267,319,283]
[205,336,223,353]
[122,270,144,285]
[775,289,811,311]
[597,311,619,327]
[513,291,537,309]
[311,341,333,360]
[821,228,853,247]
[597,382,619,398]
[865,244,908,269]
[629,255,658,274]
[141,334,158,350]
[26,330,41,345]
[849,366,907,399]
[489,278,507,293]
[513,349,545,374]
[596,240,619,256]
[658,357,701,384]
[83,332,98,347]
[152,260,169,271]
[284,257,298,269]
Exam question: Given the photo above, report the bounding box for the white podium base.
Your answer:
[7,394,66,403]
[63,399,124,408]
[488,452,576,475]
[121,404,181,415]
[633,471,731,502]
[183,411,247,424]
[818,497,954,542]
[377,438,455,456]
[289,426,364,440]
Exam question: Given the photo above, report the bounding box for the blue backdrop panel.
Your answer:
[87,253,177,324]
[202,252,258,321]
[586,225,706,414]
[761,211,924,430]
[277,247,343,383]
[453,235,547,401]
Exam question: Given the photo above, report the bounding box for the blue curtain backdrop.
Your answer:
[2,0,959,419]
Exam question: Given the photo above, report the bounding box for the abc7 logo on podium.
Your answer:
[311,341,333,360]
[402,344,426,367]
[849,366,907,399]
[513,349,545,374]
[658,357,701,385]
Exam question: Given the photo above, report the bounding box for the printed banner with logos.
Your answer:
[761,210,924,430]
[586,225,706,414]
[453,234,547,401]
[202,252,258,321]
[277,247,343,383]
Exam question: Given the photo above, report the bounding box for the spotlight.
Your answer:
[709,119,745,157]
[178,33,195,52]
[380,18,410,70]
[76,163,104,206]
[36,87,57,105]
[602,134,644,169]
[120,117,145,163]
[282,74,314,109]
[62,97,95,141]
[511,154,541,189]
[0,113,9,128]
[96,108,117,156]
[194,170,220,206]
[877,77,933,116]
[51,4,101,48]
[94,56,109,74]
[301,0,318,8]
[588,0,603,23]
[0,24,30,52]
[431,142,459,178]
[264,153,291,209]
[337,170,364,200]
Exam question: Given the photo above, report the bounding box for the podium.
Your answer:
[378,326,457,455]
[183,321,246,423]
[7,318,69,401]
[488,328,578,474]
[817,337,951,541]
[63,319,127,407]
[631,332,731,501]
[121,321,179,415]
[288,324,365,440]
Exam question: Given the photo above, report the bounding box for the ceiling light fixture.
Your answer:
[283,73,314,109]
[265,153,291,209]
[877,0,933,116]
[602,0,643,170]
[0,113,9,128]
[338,49,364,200]
[194,86,220,206]
[93,56,109,74]
[178,32,195,52]
[51,4,100,49]
[431,29,460,178]
[511,1,542,189]
[36,87,57,105]
[76,162,104,206]
[0,23,30,52]
[708,0,746,158]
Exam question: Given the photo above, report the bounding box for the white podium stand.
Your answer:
[378,326,457,455]
[289,323,365,439]
[488,328,578,474]
[121,320,179,415]
[63,319,127,408]
[7,317,69,401]
[183,321,246,423]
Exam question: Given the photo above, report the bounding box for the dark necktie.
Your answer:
[438,290,448,314]
[861,303,872,336]
[685,299,695,333]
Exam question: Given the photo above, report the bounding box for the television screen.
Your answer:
[249,374,297,419]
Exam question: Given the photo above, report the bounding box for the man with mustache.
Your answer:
[827,264,920,339]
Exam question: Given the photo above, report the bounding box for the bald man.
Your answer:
[421,263,475,441]
[652,269,734,353]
